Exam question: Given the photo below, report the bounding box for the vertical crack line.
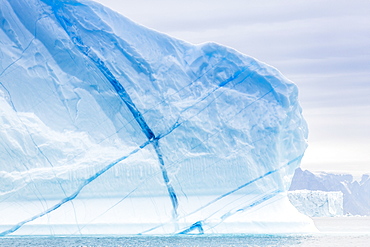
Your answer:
[52,7,179,218]
[153,139,178,217]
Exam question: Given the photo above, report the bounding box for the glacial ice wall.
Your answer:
[0,0,313,235]
[290,168,370,216]
[288,190,344,217]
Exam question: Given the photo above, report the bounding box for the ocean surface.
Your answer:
[1,234,370,247]
[1,217,369,246]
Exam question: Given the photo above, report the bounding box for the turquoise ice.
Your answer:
[0,0,314,235]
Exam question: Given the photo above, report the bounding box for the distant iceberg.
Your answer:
[290,168,370,216]
[0,0,315,235]
[288,190,344,217]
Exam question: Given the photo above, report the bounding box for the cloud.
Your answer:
[95,0,370,33]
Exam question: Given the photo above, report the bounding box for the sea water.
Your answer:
[0,234,369,247]
[1,217,369,246]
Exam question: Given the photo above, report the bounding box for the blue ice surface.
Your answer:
[0,0,308,236]
[55,7,179,217]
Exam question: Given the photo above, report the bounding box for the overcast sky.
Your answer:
[94,0,370,174]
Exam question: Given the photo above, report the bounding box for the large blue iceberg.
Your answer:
[0,0,315,235]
